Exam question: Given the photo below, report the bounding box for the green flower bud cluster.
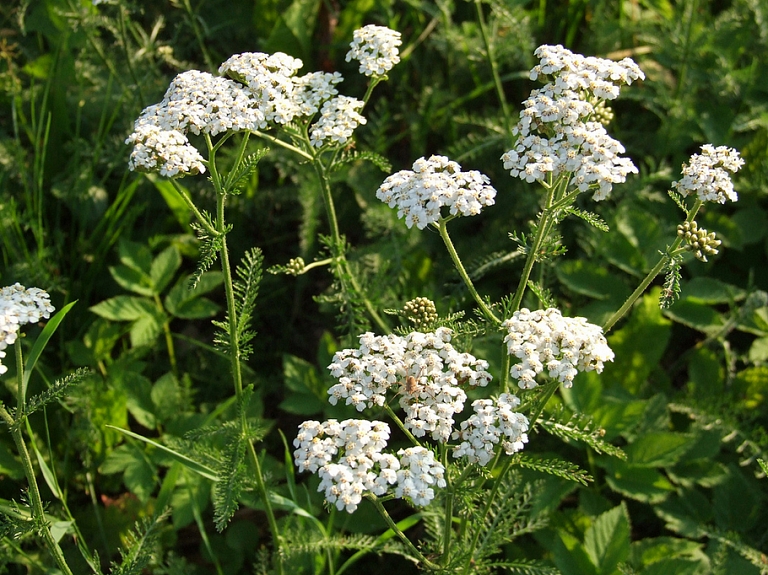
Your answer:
[677,221,721,262]
[403,297,438,329]
[286,257,306,276]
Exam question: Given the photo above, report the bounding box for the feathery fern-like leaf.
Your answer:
[226,148,269,195]
[514,454,592,485]
[564,207,610,232]
[538,408,626,459]
[110,508,170,575]
[21,368,90,423]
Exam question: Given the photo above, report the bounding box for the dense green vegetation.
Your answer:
[1,0,767,573]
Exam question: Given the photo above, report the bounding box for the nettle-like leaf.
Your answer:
[538,408,626,460]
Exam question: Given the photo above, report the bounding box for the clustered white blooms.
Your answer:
[452,394,530,466]
[128,26,403,177]
[309,96,367,147]
[0,284,55,375]
[671,144,744,204]
[293,419,445,512]
[502,308,614,389]
[346,25,402,77]
[501,44,645,200]
[327,327,491,442]
[375,155,498,229]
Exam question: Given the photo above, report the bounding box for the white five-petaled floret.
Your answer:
[502,308,614,389]
[376,155,497,229]
[672,144,744,204]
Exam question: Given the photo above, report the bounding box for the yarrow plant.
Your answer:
[346,25,402,77]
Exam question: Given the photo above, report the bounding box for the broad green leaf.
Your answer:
[712,464,761,532]
[165,272,223,317]
[278,354,327,415]
[111,369,157,429]
[552,530,599,575]
[130,311,163,348]
[664,299,726,335]
[668,460,728,489]
[556,260,630,301]
[109,264,154,296]
[601,459,674,503]
[150,245,182,294]
[625,432,695,467]
[584,503,630,574]
[591,397,646,441]
[748,336,768,363]
[653,490,711,538]
[169,297,219,320]
[145,173,192,229]
[688,347,724,396]
[681,277,746,304]
[118,238,152,273]
[170,469,210,530]
[603,290,672,394]
[90,296,155,322]
[630,536,706,569]
[101,443,157,504]
[640,558,703,575]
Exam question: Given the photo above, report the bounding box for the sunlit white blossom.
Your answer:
[452,393,529,465]
[672,144,744,204]
[126,125,206,177]
[502,308,614,389]
[326,327,491,442]
[346,25,402,77]
[309,96,367,147]
[376,155,497,229]
[1,283,55,375]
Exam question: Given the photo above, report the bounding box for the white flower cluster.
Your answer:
[293,419,444,512]
[309,96,367,147]
[671,144,744,204]
[1,284,55,375]
[327,327,491,442]
[502,308,614,389]
[376,155,497,229]
[452,394,530,466]
[126,126,206,177]
[502,44,644,200]
[346,25,402,77]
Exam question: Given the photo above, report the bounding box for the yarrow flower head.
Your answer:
[502,308,614,389]
[326,327,491,442]
[309,96,367,148]
[293,419,444,512]
[376,155,497,229]
[671,144,744,204]
[502,45,644,200]
[126,125,206,177]
[452,393,529,466]
[1,283,55,375]
[346,25,402,77]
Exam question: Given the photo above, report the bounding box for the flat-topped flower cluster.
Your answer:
[672,144,744,204]
[127,25,401,176]
[1,284,55,375]
[502,44,645,200]
[375,155,497,229]
[502,308,614,389]
[294,328,530,512]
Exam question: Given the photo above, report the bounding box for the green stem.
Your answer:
[474,0,513,143]
[602,199,703,333]
[383,404,422,447]
[366,494,440,570]
[509,205,555,313]
[441,445,453,564]
[170,179,218,235]
[436,218,500,325]
[154,294,178,378]
[253,129,314,160]
[0,404,73,575]
[207,144,284,574]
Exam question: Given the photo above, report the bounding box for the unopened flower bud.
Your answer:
[402,297,438,329]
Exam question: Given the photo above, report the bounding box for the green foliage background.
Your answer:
[1,0,767,573]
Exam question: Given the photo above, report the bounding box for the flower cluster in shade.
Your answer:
[502,308,614,389]
[127,26,402,176]
[293,420,445,512]
[501,44,645,200]
[671,144,744,204]
[375,155,497,229]
[346,25,402,77]
[327,327,491,442]
[0,284,55,375]
[452,394,529,466]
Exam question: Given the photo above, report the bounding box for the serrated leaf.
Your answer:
[600,459,674,503]
[682,277,746,304]
[130,312,163,348]
[584,503,630,574]
[90,296,155,322]
[624,432,695,467]
[150,246,182,294]
[109,265,155,296]
[118,239,152,274]
[170,297,220,320]
[664,299,725,335]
